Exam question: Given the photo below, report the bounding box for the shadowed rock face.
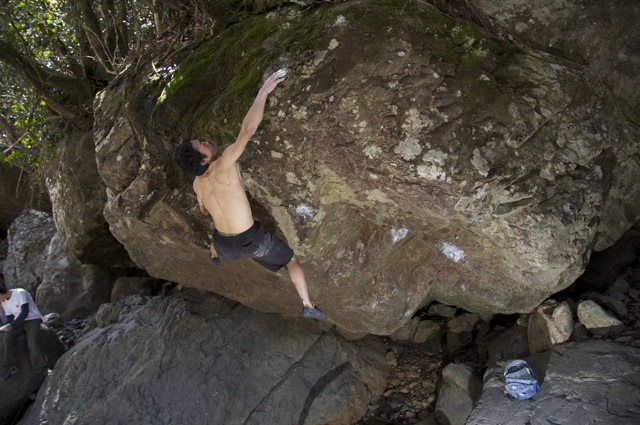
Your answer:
[0,325,66,425]
[44,129,131,267]
[82,0,639,334]
[36,233,113,320]
[20,292,388,425]
[3,210,55,295]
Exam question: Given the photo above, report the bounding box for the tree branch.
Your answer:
[0,41,85,122]
[0,39,94,102]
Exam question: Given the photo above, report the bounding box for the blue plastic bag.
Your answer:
[504,359,539,400]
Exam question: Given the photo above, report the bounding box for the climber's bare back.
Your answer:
[192,141,254,234]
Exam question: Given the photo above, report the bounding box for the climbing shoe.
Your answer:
[302,305,327,321]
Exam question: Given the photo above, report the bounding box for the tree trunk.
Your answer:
[153,0,164,38]
[97,0,119,59]
[118,0,129,57]
[75,0,115,74]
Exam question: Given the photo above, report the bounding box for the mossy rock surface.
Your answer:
[87,0,640,334]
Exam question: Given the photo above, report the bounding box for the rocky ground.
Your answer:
[49,308,450,425]
[44,260,640,425]
[355,340,445,425]
[357,259,640,425]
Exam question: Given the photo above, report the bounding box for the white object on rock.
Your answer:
[390,228,408,243]
[439,242,466,263]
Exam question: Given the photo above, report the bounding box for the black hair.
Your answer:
[172,138,207,176]
[0,285,8,295]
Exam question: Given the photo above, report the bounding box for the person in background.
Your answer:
[0,285,47,380]
[172,69,326,320]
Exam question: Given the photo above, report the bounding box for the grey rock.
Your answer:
[2,210,55,294]
[467,340,640,425]
[94,302,125,327]
[110,276,163,302]
[427,303,457,318]
[44,129,131,267]
[42,313,62,327]
[413,319,445,347]
[577,300,624,336]
[608,277,631,296]
[390,317,420,341]
[415,415,438,425]
[582,292,629,318]
[447,313,481,353]
[36,233,113,320]
[0,325,66,424]
[484,323,530,364]
[572,322,591,342]
[20,292,388,425]
[435,363,482,425]
[527,300,573,354]
[472,0,640,253]
[385,351,398,367]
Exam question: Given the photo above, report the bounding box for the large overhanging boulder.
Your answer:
[92,0,640,334]
[469,0,640,250]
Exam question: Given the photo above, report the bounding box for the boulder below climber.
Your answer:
[20,291,388,425]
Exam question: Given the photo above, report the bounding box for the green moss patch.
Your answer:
[148,0,519,146]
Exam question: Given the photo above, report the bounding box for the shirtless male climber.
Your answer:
[172,69,326,320]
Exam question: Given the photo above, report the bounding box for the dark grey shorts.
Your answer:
[212,220,294,272]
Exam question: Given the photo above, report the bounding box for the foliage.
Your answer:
[1,1,66,167]
[0,0,344,170]
[0,0,164,169]
[0,63,57,169]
